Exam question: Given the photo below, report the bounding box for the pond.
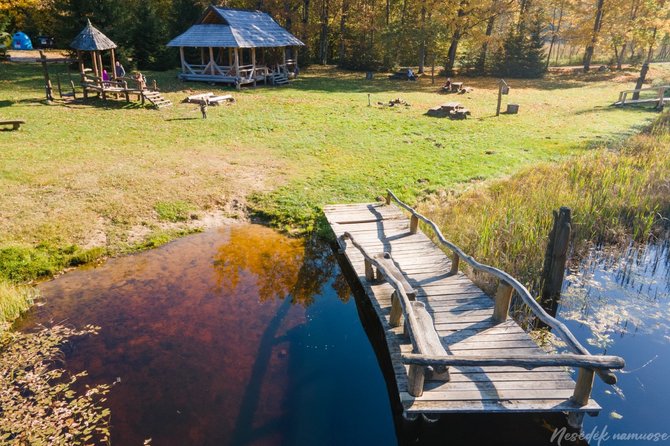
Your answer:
[557,241,670,445]
[17,225,396,445]
[16,225,670,445]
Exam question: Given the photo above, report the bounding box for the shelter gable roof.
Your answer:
[167,7,304,48]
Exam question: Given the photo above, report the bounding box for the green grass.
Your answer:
[0,58,668,287]
[0,279,37,329]
[419,111,670,293]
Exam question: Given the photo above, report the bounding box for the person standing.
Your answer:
[115,61,126,78]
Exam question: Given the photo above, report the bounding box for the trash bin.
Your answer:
[506,103,519,114]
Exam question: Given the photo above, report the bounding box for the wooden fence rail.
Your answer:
[383,189,625,391]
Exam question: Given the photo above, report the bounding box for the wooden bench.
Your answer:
[0,120,25,131]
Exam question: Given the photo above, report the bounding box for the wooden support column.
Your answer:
[179,47,186,73]
[409,215,419,234]
[389,291,403,327]
[110,48,117,80]
[251,47,257,86]
[98,52,105,79]
[540,207,571,318]
[493,282,513,323]
[91,51,99,78]
[228,48,233,66]
[200,47,205,65]
[567,367,595,428]
[208,47,214,74]
[408,364,425,397]
[450,252,460,275]
[234,48,240,90]
[364,258,375,281]
[282,46,287,73]
[294,46,299,75]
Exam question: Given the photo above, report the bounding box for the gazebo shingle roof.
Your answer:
[70,19,117,51]
[167,7,304,48]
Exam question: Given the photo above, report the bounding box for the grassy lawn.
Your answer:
[1,59,668,282]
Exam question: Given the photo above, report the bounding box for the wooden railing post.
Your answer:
[450,252,460,275]
[568,367,595,428]
[390,291,403,327]
[571,368,595,406]
[408,364,425,397]
[364,258,375,281]
[409,215,419,234]
[493,282,513,323]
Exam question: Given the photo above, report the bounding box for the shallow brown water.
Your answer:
[18,225,394,445]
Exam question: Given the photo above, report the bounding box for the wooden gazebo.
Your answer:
[167,7,304,88]
[70,19,118,81]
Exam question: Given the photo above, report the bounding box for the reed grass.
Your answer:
[0,279,37,331]
[419,112,670,293]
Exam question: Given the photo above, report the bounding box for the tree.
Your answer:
[582,0,606,71]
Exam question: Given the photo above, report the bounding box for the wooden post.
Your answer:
[389,291,403,327]
[91,51,99,78]
[493,282,513,323]
[568,367,595,428]
[294,46,299,75]
[364,258,375,281]
[409,215,419,234]
[496,79,503,116]
[98,52,105,79]
[200,47,205,65]
[450,252,460,275]
[234,48,240,90]
[179,47,186,74]
[540,207,571,318]
[408,364,425,397]
[39,51,53,102]
[251,47,257,86]
[385,192,392,205]
[110,48,117,80]
[282,46,287,72]
[228,48,232,67]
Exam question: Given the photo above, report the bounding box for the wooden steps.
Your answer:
[324,202,604,418]
[142,90,172,109]
[270,72,289,86]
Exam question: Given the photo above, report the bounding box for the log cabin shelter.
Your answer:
[70,19,118,81]
[167,6,304,88]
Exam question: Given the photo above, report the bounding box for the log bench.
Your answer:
[0,120,26,131]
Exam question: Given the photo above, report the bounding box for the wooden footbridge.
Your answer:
[324,191,625,426]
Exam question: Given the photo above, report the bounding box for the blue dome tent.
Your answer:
[12,32,33,50]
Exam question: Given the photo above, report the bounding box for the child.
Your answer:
[200,97,209,119]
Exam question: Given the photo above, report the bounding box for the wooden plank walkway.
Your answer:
[324,202,602,416]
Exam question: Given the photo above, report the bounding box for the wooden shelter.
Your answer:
[70,19,118,81]
[167,7,304,88]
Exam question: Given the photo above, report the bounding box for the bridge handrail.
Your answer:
[385,189,623,384]
[339,232,429,356]
[619,85,670,95]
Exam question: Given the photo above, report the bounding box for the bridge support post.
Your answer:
[567,367,595,428]
[408,364,425,397]
[410,215,419,234]
[450,252,460,275]
[493,283,513,323]
[390,291,403,327]
[364,258,375,281]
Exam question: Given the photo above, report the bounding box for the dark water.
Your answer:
[558,241,670,445]
[18,225,396,446]
[19,224,666,446]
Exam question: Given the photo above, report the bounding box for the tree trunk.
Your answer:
[319,0,330,64]
[583,0,606,72]
[418,3,426,73]
[477,14,496,73]
[633,30,657,100]
[386,0,390,25]
[546,0,565,70]
[445,31,461,76]
[338,0,349,63]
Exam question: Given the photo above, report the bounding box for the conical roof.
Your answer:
[70,19,117,51]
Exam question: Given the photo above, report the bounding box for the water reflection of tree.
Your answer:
[212,226,348,306]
